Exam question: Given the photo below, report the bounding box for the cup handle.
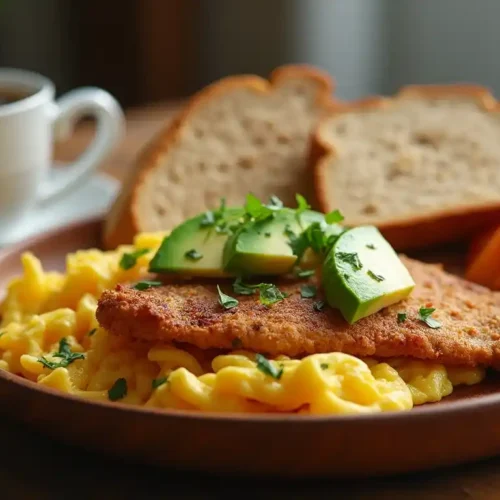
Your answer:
[37,87,125,204]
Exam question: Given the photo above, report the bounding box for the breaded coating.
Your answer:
[96,257,500,367]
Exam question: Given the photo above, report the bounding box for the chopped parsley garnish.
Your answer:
[255,354,283,380]
[367,270,385,282]
[320,363,329,370]
[325,209,344,224]
[232,279,287,307]
[300,284,317,299]
[108,378,127,401]
[289,222,343,264]
[119,248,150,270]
[366,244,376,250]
[337,252,363,271]
[244,193,275,222]
[37,337,85,370]
[418,307,441,329]
[313,300,325,312]
[184,249,203,261]
[199,198,232,233]
[133,280,162,291]
[268,195,284,209]
[258,283,287,307]
[295,193,311,217]
[265,232,272,237]
[397,312,407,323]
[217,285,239,310]
[200,210,216,227]
[0,331,5,339]
[152,376,168,389]
[295,268,315,278]
[88,328,97,337]
[233,277,257,295]
[232,338,243,349]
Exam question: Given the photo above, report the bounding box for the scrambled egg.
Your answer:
[0,233,485,415]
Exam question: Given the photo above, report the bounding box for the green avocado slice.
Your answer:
[322,226,415,324]
[149,208,244,277]
[222,208,328,276]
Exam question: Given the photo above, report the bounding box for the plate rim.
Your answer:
[1,215,499,425]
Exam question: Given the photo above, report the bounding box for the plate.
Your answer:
[0,218,500,478]
[0,173,118,247]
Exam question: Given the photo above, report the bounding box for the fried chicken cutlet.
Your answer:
[96,257,500,367]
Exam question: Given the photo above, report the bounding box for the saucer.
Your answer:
[0,173,118,247]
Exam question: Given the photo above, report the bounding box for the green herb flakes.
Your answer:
[295,194,311,215]
[325,209,344,224]
[268,195,284,209]
[367,270,385,282]
[265,232,272,237]
[295,268,315,278]
[133,280,162,291]
[232,279,287,307]
[184,249,203,261]
[108,378,127,401]
[233,277,257,296]
[88,328,97,337]
[37,337,85,370]
[258,284,287,307]
[320,363,329,370]
[366,244,376,250]
[152,376,168,389]
[337,252,363,271]
[244,193,274,222]
[313,300,325,312]
[119,248,150,270]
[300,284,317,299]
[200,210,216,227]
[217,285,239,310]
[418,307,441,329]
[397,312,407,324]
[256,354,283,380]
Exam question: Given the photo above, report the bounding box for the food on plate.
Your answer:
[103,64,338,250]
[0,195,491,415]
[322,225,415,323]
[97,256,499,366]
[312,84,500,251]
[466,225,500,289]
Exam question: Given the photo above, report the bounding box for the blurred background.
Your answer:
[2,0,500,108]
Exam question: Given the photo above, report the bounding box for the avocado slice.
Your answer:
[149,208,244,277]
[322,226,415,324]
[223,208,335,276]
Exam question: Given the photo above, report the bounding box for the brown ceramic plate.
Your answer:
[0,217,500,479]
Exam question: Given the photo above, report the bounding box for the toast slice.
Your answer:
[104,65,336,249]
[312,85,500,251]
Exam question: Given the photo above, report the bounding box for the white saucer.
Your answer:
[0,173,118,247]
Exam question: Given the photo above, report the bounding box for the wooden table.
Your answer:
[3,102,500,499]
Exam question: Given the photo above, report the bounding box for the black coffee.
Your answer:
[0,88,33,106]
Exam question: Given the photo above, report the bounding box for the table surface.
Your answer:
[3,102,500,499]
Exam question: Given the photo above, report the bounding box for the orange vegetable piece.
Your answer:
[466,226,500,289]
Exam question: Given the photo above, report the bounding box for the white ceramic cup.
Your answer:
[0,68,124,236]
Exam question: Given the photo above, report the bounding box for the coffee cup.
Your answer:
[0,68,124,237]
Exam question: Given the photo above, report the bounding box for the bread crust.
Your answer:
[103,65,336,250]
[312,84,500,251]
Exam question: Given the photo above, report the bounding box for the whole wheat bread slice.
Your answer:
[104,65,335,249]
[312,85,500,251]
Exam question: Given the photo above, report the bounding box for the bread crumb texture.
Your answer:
[319,98,500,223]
